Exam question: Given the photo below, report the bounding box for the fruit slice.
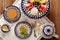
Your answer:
[25,2,33,9]
[38,4,47,12]
[40,0,48,4]
[28,0,34,2]
[34,0,40,3]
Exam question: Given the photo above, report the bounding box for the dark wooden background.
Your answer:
[48,0,60,40]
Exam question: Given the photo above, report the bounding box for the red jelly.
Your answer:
[25,2,33,9]
[38,4,47,12]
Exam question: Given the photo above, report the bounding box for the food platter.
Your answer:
[21,0,50,19]
[3,5,21,23]
[14,21,32,39]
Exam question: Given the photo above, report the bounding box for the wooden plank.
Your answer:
[48,0,60,40]
[0,0,3,16]
[0,0,15,16]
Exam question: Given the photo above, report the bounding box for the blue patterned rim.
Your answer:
[1,24,10,33]
[14,21,32,39]
[21,0,50,19]
[43,25,54,36]
[3,5,21,23]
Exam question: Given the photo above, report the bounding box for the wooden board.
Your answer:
[48,0,60,40]
[0,0,15,16]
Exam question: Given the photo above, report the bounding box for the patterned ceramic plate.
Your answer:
[3,5,21,23]
[14,21,32,39]
[21,0,50,19]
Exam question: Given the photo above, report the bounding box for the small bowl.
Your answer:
[3,5,21,23]
[1,24,10,33]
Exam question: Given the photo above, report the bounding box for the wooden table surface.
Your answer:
[48,0,60,40]
[0,0,15,15]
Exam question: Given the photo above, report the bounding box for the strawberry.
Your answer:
[38,4,47,12]
[25,2,33,9]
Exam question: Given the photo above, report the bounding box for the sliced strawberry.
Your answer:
[25,2,33,9]
[38,4,47,12]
